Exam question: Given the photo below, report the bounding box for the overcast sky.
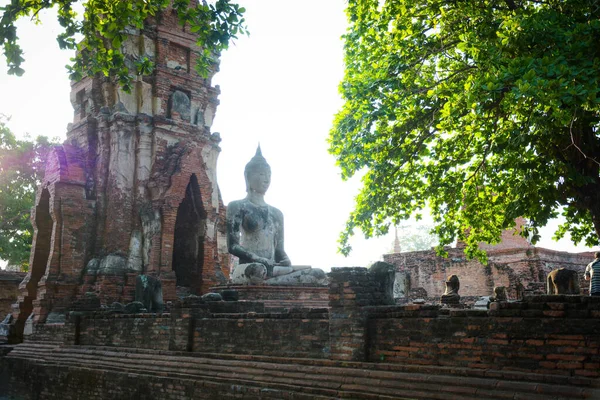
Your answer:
[0,0,595,270]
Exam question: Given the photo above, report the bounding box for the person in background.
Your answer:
[584,252,600,296]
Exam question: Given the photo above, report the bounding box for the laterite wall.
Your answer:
[368,297,600,378]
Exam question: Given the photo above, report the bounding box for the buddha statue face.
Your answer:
[244,146,271,195]
[246,165,271,195]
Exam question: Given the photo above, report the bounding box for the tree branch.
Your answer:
[566,113,600,167]
[0,211,29,230]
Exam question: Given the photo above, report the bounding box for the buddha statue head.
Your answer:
[244,146,271,195]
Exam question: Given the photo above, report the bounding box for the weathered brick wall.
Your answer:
[66,305,328,357]
[368,296,600,378]
[5,283,600,399]
[9,267,600,387]
[328,266,394,361]
[211,285,329,310]
[384,246,595,300]
[193,309,330,358]
[25,323,65,344]
[536,249,594,291]
[214,285,329,302]
[77,314,172,350]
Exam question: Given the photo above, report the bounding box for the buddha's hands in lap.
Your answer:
[254,257,274,269]
[275,258,291,267]
[250,255,289,271]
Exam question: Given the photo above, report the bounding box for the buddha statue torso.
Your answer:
[227,199,285,266]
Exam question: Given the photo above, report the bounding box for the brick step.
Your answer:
[7,344,599,400]
[379,355,600,387]
[191,350,600,389]
[8,345,596,394]
[12,349,448,398]
[7,345,595,400]
[43,362,348,399]
[36,364,345,400]
[7,347,487,400]
[60,345,600,391]
[7,360,465,400]
[9,352,407,400]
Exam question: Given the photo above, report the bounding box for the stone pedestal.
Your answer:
[210,284,329,311]
[440,293,461,305]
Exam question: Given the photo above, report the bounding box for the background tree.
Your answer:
[329,0,600,261]
[395,224,439,253]
[0,0,246,91]
[0,117,55,270]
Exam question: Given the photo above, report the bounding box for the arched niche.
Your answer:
[172,174,206,293]
[167,89,191,122]
[18,189,53,328]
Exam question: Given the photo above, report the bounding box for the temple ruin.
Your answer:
[386,219,596,303]
[9,7,229,342]
[1,5,600,400]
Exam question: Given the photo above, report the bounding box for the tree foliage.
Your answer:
[0,0,246,91]
[0,117,55,270]
[330,0,600,261]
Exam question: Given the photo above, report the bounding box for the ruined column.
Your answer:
[328,263,395,361]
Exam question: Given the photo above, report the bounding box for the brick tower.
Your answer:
[11,6,229,340]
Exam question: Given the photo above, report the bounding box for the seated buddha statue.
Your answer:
[226,147,325,285]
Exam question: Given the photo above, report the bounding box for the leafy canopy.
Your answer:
[0,0,246,91]
[0,117,56,270]
[330,0,600,261]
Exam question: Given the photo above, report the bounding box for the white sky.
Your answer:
[0,0,596,270]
